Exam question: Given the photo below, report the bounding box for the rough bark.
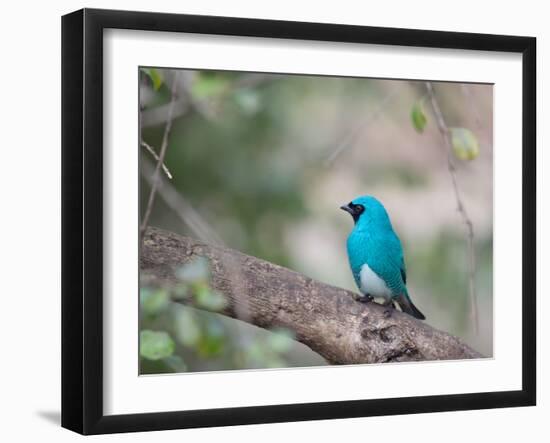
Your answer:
[141,227,483,364]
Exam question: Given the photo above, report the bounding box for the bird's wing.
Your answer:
[393,237,409,295]
[393,237,408,290]
[400,260,407,285]
[371,231,408,295]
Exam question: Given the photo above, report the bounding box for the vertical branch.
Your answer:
[140,71,180,239]
[425,82,479,335]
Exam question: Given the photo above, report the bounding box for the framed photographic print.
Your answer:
[61,8,536,435]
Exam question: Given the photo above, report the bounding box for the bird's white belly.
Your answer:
[359,263,393,300]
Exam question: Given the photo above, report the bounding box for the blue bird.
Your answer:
[340,195,425,320]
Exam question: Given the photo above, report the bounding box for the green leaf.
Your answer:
[173,307,201,347]
[140,330,175,360]
[175,257,210,284]
[141,68,164,91]
[140,288,170,316]
[191,74,230,99]
[449,127,480,160]
[195,286,227,312]
[411,100,428,133]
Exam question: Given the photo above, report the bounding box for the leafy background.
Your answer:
[139,68,493,374]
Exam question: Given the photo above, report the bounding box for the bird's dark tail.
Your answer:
[396,294,426,320]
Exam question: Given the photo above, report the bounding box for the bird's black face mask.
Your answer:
[340,202,365,223]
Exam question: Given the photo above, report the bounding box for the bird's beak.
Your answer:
[340,204,353,215]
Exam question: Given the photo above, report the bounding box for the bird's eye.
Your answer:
[355,204,365,214]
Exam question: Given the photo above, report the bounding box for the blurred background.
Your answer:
[139,68,493,374]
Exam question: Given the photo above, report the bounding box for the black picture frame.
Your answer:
[61,8,536,435]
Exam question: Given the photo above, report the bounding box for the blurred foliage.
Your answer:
[139,68,494,370]
[140,258,302,374]
[141,71,379,267]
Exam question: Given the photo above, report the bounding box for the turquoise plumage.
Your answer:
[341,195,425,320]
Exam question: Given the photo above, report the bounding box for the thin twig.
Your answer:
[324,86,402,166]
[425,82,479,335]
[140,141,173,179]
[140,71,180,240]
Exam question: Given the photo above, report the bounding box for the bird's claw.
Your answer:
[359,294,374,304]
[382,300,396,318]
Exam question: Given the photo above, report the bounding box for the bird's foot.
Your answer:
[382,300,396,318]
[359,294,374,304]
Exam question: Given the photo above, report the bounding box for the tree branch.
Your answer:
[140,141,173,179]
[425,82,479,335]
[141,227,483,365]
[140,72,180,240]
